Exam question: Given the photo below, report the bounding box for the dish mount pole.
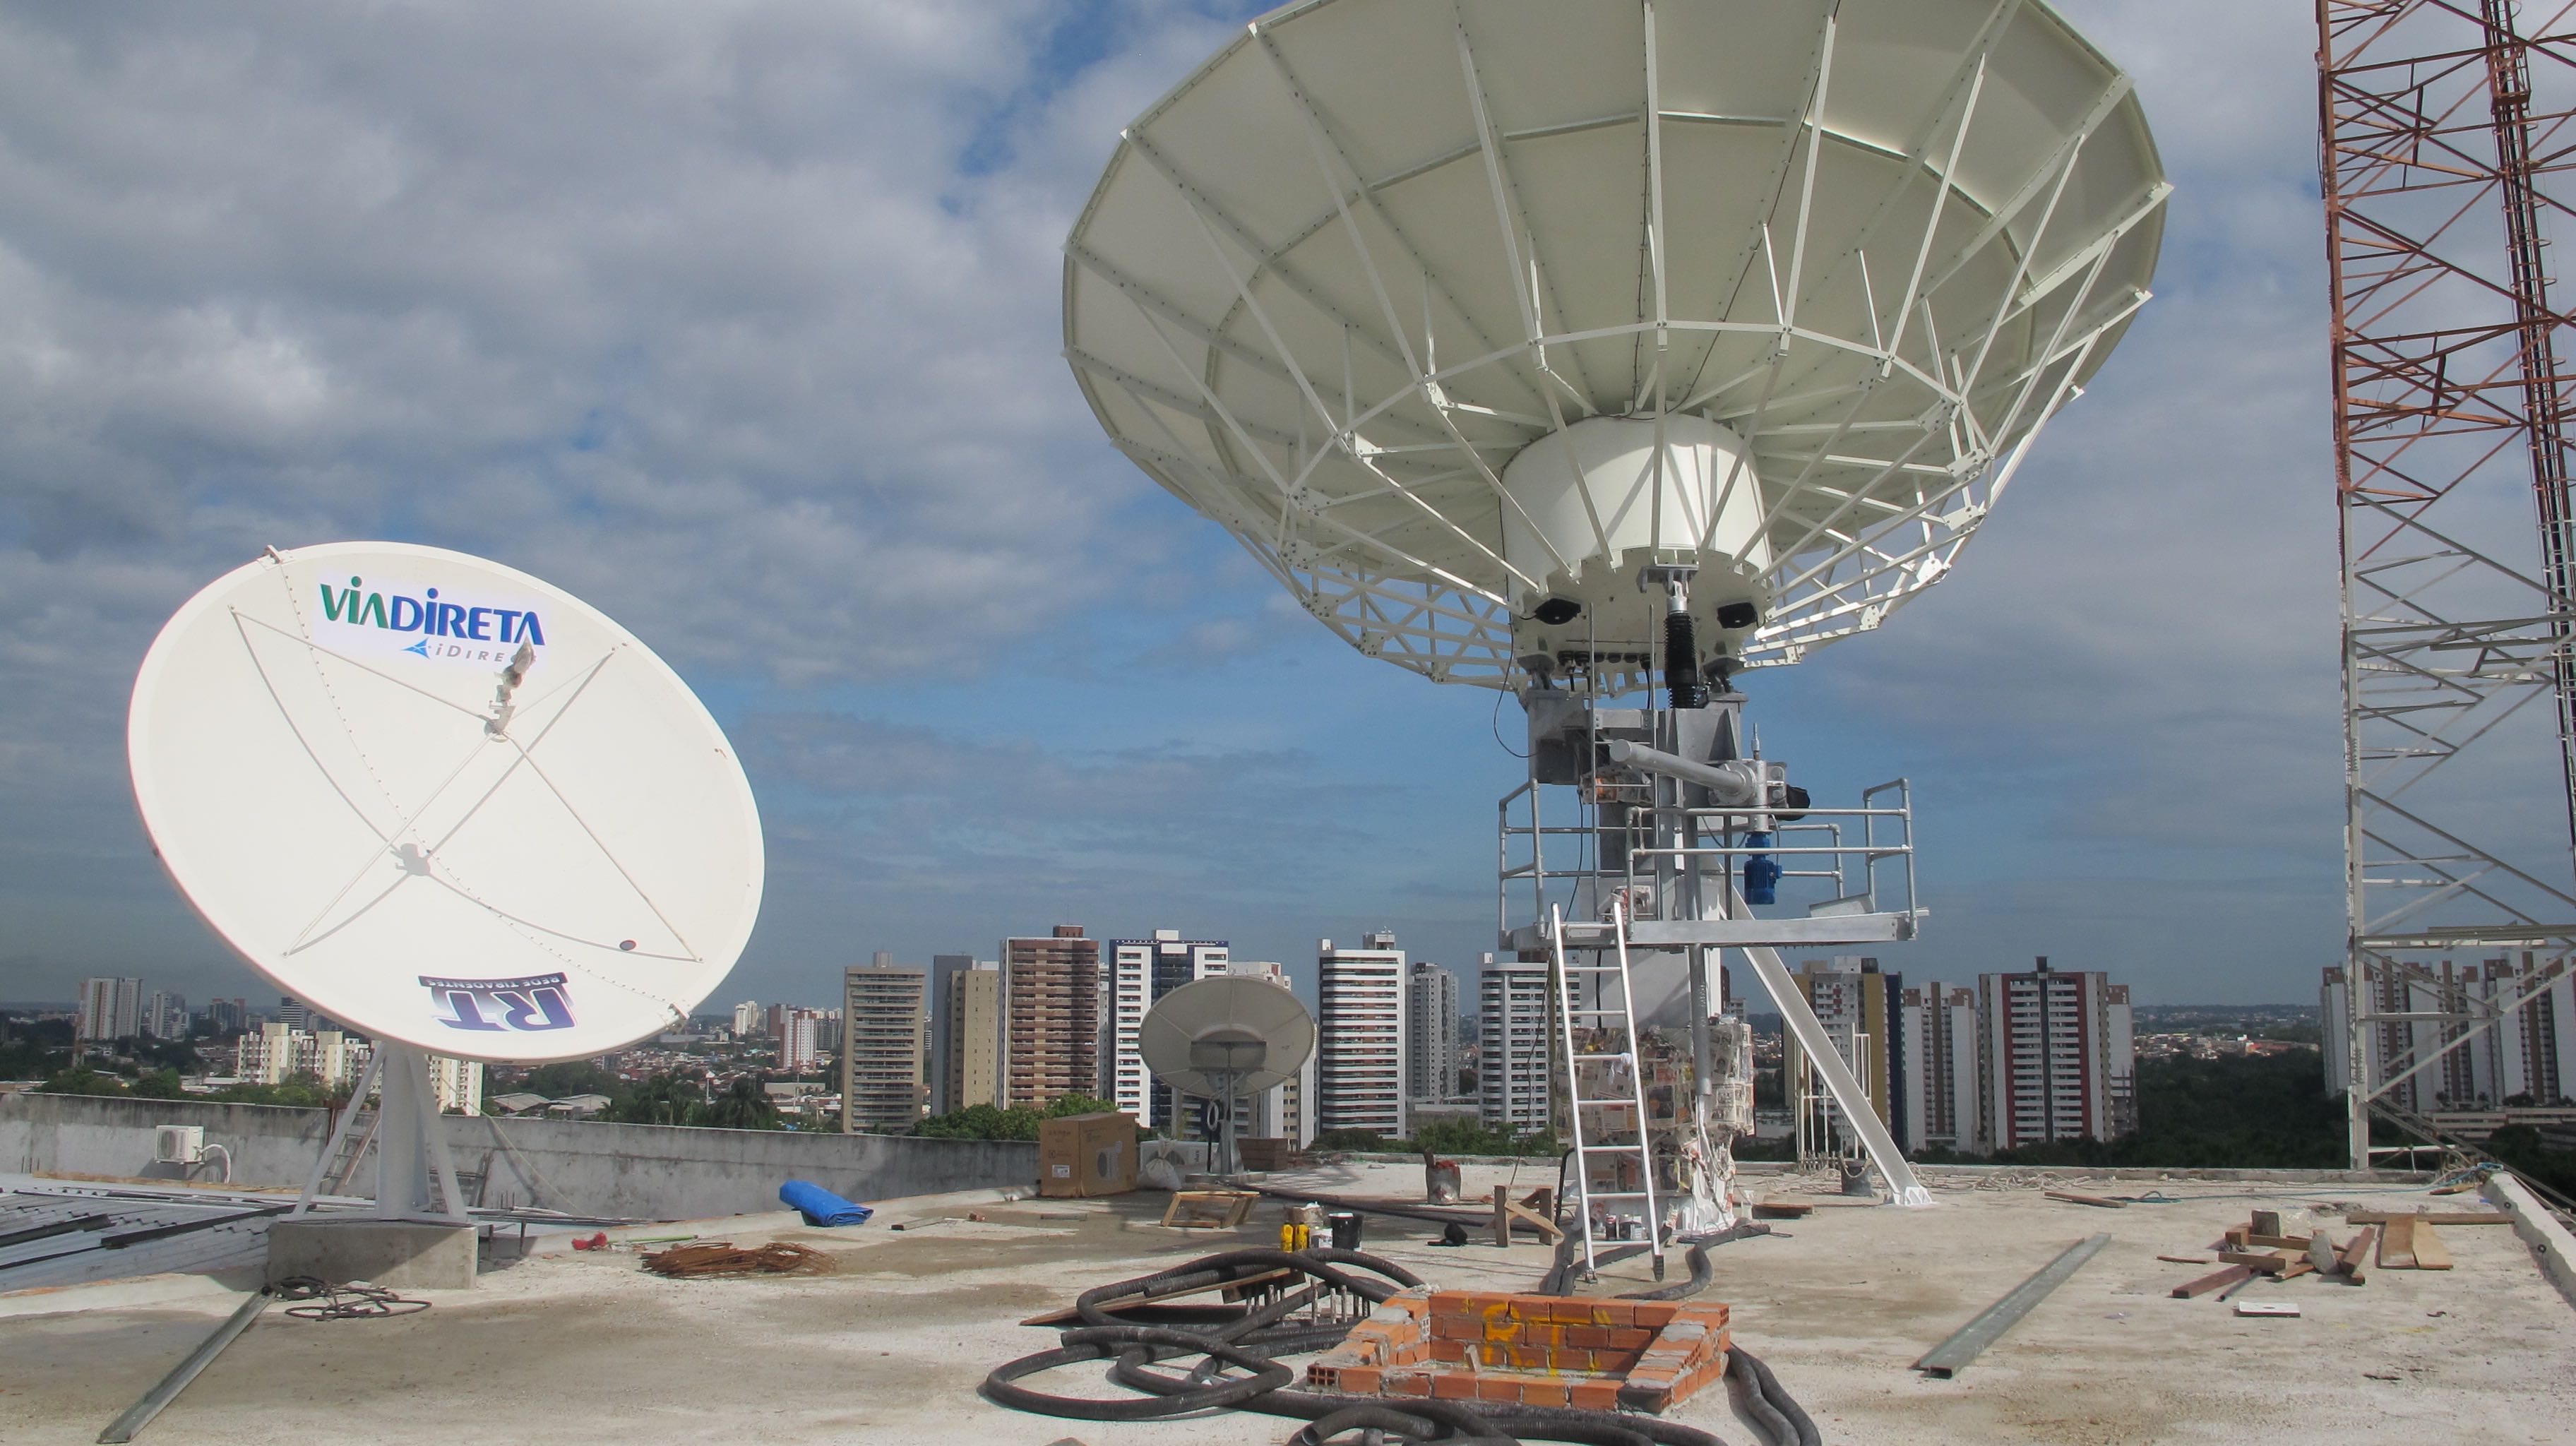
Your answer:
[2318,0,2576,1169]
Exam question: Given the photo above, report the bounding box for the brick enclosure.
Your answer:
[1305,1286,1733,1412]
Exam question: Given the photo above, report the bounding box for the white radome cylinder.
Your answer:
[1500,414,1772,599]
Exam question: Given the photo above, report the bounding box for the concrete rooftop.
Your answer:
[4,1164,2572,1445]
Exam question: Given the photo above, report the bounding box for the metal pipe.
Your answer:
[1912,1233,2111,1378]
[1602,739,1762,803]
[95,1289,272,1442]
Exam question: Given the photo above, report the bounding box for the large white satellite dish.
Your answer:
[1139,976,1315,1173]
[1065,0,2165,690]
[130,542,763,1067]
[1066,1,2167,1238]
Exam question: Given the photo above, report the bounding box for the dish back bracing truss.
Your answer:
[2319,0,2576,1169]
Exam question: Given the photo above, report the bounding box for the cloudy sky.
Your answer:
[0,1,2384,1012]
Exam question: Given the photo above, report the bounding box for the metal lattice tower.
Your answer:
[2320,0,2576,1168]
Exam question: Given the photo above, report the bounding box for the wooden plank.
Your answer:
[2172,1263,2255,1298]
[2409,1221,2453,1270]
[2245,1232,2315,1250]
[2157,1255,2211,1265]
[2346,1210,2510,1226]
[2277,1260,2316,1281]
[2219,1249,2292,1274]
[2378,1213,2418,1269]
[1159,1190,1258,1229]
[2045,1190,2128,1209]
[2334,1226,2374,1285]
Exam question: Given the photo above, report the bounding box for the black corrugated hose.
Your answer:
[978,1246,1820,1445]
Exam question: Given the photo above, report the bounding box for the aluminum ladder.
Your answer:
[1550,900,1664,1282]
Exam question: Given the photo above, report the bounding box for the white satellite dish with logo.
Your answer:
[129,542,763,1221]
[1138,976,1315,1175]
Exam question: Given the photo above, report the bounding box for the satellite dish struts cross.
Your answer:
[1067,0,2164,1255]
[129,542,764,1224]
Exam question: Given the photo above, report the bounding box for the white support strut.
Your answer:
[1732,897,1931,1207]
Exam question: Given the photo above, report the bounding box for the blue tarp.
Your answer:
[779,1180,873,1227]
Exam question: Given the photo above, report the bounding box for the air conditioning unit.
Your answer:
[153,1125,205,1165]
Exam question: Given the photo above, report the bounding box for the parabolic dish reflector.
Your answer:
[1139,976,1316,1097]
[1066,0,2166,689]
[128,542,764,1063]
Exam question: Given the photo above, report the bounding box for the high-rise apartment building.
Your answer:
[778,1008,835,1075]
[926,955,982,1112]
[1002,926,1102,1109]
[1898,981,1983,1154]
[1103,929,1230,1126]
[76,978,142,1043]
[205,999,249,1034]
[1405,961,1462,1104]
[934,960,1003,1113]
[731,1000,762,1039]
[1478,955,1552,1136]
[1318,931,1408,1137]
[2325,954,2576,1109]
[142,991,190,1041]
[842,965,929,1131]
[1782,957,1907,1151]
[1977,959,2132,1149]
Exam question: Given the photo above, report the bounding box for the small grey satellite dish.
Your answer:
[1138,976,1315,1174]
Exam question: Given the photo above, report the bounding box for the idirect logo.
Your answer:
[421,973,576,1033]
[319,577,547,663]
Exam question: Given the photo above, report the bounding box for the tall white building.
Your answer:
[1405,961,1462,1104]
[1102,929,1229,1128]
[1976,960,2133,1149]
[76,978,142,1043]
[143,991,190,1041]
[842,965,929,1130]
[731,1000,762,1039]
[1478,955,1551,1136]
[1898,981,1984,1154]
[429,1056,484,1115]
[779,1008,835,1075]
[1318,931,1408,1137]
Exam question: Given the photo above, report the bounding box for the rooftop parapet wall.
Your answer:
[0,1092,1035,1220]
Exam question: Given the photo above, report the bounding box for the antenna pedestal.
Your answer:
[1501,688,1933,1237]
[371,1045,471,1224]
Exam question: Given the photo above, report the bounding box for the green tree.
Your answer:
[1044,1093,1121,1118]
[612,1070,706,1126]
[35,1066,126,1097]
[129,1068,187,1100]
[915,1103,1045,1140]
[701,1075,782,1131]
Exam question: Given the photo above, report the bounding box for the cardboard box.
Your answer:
[1039,1111,1138,1197]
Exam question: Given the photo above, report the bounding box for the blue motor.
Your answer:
[1741,832,1780,904]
